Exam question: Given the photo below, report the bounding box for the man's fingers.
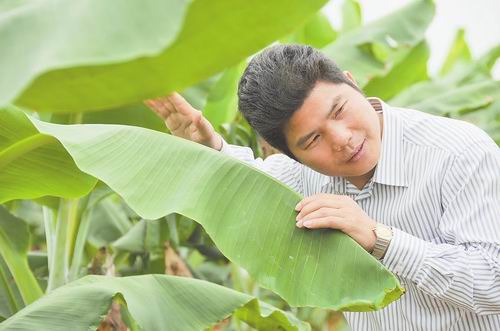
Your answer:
[158,96,176,114]
[296,198,341,221]
[299,216,343,230]
[295,193,341,211]
[295,200,327,221]
[145,98,172,119]
[297,207,342,226]
[144,99,163,115]
[167,92,197,116]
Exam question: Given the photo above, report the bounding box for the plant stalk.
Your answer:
[0,259,20,313]
[47,198,79,292]
[42,206,56,278]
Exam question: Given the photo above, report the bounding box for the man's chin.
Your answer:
[321,163,377,179]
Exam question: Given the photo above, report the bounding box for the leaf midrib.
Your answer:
[0,133,55,171]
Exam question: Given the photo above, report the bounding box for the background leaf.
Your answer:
[0,107,97,203]
[203,62,248,131]
[323,0,434,87]
[0,274,310,331]
[2,0,328,112]
[0,206,43,306]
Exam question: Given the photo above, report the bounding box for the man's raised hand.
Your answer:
[144,92,222,150]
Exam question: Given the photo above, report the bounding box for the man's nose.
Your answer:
[326,122,352,151]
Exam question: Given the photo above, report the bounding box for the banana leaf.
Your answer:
[203,62,247,131]
[323,0,434,87]
[1,0,327,112]
[439,29,472,76]
[363,41,429,100]
[341,0,362,33]
[0,207,43,306]
[0,256,24,320]
[283,12,338,48]
[398,80,500,115]
[0,108,97,203]
[0,107,404,310]
[0,274,309,331]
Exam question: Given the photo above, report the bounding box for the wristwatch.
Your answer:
[371,223,393,260]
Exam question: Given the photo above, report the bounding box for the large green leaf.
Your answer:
[439,29,472,76]
[458,100,500,144]
[0,206,43,306]
[1,0,327,112]
[401,80,500,115]
[389,43,500,110]
[363,41,429,100]
[284,12,338,48]
[0,274,309,331]
[11,109,404,311]
[49,104,168,132]
[87,196,132,249]
[323,0,434,87]
[341,0,362,33]
[112,220,151,254]
[112,219,169,254]
[0,256,24,320]
[0,107,97,203]
[442,45,500,86]
[203,62,248,131]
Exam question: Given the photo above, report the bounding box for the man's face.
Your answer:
[284,79,382,181]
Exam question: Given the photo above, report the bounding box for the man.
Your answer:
[145,44,500,330]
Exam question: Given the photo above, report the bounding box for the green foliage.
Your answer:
[285,12,338,48]
[0,207,43,306]
[0,107,97,203]
[0,275,310,331]
[439,29,472,76]
[323,0,435,87]
[203,62,248,132]
[341,0,362,33]
[1,0,328,112]
[1,0,499,329]
[23,109,403,310]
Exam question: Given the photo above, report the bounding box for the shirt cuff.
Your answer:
[218,136,229,153]
[382,228,432,280]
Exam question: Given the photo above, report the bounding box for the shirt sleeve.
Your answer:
[382,137,500,315]
[219,138,304,195]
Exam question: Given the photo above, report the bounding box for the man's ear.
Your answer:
[343,71,359,88]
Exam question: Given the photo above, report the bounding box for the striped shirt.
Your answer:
[220,98,500,330]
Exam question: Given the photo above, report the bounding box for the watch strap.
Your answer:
[371,223,393,260]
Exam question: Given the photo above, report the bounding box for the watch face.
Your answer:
[376,226,392,238]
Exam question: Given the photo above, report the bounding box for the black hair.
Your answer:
[238,44,360,160]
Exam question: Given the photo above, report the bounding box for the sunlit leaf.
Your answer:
[0,275,310,331]
[0,207,43,306]
[203,62,247,131]
[323,0,434,86]
[0,107,97,203]
[402,80,500,115]
[363,41,429,100]
[439,28,472,76]
[341,0,362,33]
[1,0,328,112]
[285,12,337,48]
[13,109,405,311]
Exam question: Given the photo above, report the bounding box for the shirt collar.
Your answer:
[371,98,408,187]
[320,97,407,188]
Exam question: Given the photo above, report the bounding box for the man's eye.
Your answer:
[307,135,320,148]
[334,107,344,119]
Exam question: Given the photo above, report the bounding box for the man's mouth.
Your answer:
[347,138,366,162]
